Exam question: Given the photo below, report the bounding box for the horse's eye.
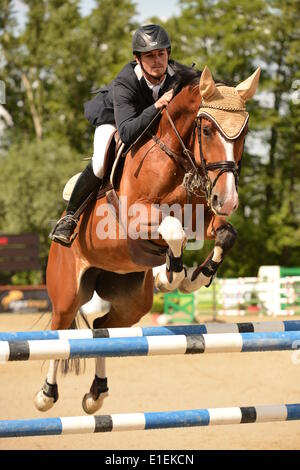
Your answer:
[203,127,211,137]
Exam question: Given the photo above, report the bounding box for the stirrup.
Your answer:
[49,215,79,247]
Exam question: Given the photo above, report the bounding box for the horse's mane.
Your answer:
[168,61,232,96]
[169,61,202,95]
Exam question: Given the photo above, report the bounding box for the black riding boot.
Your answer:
[49,162,101,247]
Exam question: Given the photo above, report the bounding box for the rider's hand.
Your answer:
[154,89,174,110]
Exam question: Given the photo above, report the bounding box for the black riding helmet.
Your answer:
[132,24,171,54]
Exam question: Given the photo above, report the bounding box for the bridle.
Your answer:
[195,114,240,200]
[149,106,241,205]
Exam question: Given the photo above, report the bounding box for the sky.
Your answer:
[80,0,181,22]
[136,0,181,22]
[13,0,182,26]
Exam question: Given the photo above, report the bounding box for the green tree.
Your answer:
[259,0,300,266]
[0,0,138,279]
[0,137,83,269]
[1,0,299,283]
[175,0,300,276]
[0,0,137,150]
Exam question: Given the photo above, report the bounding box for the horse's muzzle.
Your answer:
[210,191,239,216]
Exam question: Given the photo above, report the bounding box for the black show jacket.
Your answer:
[84,60,178,145]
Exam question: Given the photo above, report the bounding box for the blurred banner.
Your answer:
[0,285,51,313]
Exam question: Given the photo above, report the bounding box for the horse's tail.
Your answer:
[60,309,92,375]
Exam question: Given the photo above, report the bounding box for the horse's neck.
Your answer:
[120,87,200,205]
[158,86,199,148]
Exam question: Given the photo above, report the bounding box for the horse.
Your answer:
[34,65,260,414]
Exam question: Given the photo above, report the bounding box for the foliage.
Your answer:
[172,0,300,276]
[0,137,83,269]
[0,0,299,283]
[151,292,164,313]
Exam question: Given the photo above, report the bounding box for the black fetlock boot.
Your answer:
[49,162,101,247]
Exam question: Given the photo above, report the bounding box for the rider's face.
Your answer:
[137,49,169,84]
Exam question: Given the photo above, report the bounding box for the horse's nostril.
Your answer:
[212,194,219,207]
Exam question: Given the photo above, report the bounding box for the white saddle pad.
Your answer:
[62,173,81,201]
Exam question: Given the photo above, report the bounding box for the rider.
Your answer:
[50,24,178,246]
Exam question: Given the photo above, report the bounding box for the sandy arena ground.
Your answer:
[0,312,300,450]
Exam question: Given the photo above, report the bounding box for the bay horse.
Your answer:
[34,65,260,414]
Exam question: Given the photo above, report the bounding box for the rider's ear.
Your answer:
[235,67,261,101]
[199,66,217,100]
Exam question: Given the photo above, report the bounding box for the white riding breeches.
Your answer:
[92,124,116,178]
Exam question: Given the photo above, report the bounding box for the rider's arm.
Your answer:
[113,79,158,145]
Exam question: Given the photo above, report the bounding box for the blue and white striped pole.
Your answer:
[1,331,300,361]
[1,320,300,342]
[1,403,300,437]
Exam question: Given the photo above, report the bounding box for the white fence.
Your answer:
[195,276,300,317]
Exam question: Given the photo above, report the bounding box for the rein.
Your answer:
[149,105,240,204]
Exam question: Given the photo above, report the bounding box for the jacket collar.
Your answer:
[134,63,176,104]
[134,63,175,81]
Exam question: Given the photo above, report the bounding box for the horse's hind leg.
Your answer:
[82,355,109,415]
[34,359,60,411]
[82,270,154,414]
[34,297,81,412]
[34,244,86,412]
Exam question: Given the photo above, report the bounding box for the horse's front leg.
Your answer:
[154,216,186,292]
[179,221,237,293]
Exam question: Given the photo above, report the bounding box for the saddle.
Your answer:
[96,130,125,211]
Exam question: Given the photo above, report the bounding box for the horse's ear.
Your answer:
[199,66,217,100]
[235,67,261,101]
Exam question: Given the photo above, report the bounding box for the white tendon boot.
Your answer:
[154,216,186,292]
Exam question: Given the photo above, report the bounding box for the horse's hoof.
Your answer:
[178,284,191,294]
[178,278,198,293]
[82,391,109,415]
[34,390,55,412]
[154,270,185,293]
[179,268,211,294]
[154,274,173,293]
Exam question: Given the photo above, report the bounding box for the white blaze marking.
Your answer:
[219,134,236,199]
